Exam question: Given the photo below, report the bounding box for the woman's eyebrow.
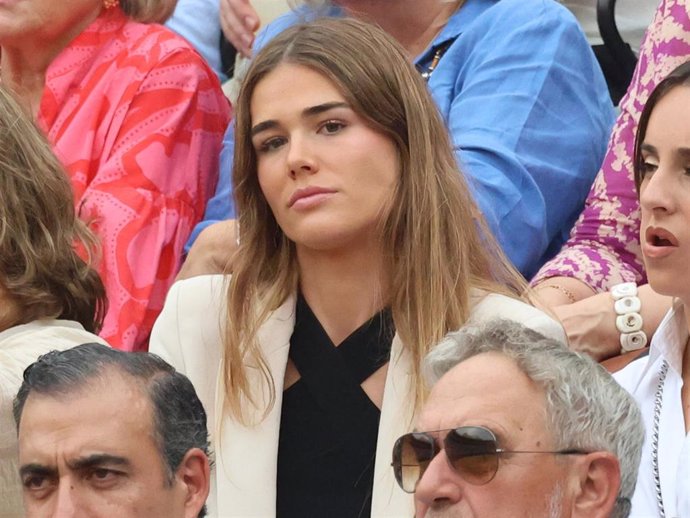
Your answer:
[302,101,350,117]
[251,102,351,137]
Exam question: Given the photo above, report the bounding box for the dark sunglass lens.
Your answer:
[445,426,499,485]
[394,433,436,493]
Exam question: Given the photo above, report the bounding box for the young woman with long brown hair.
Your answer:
[151,18,564,518]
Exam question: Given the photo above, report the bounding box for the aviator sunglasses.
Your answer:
[392,425,590,493]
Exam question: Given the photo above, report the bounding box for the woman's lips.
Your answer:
[288,186,337,210]
[643,226,679,259]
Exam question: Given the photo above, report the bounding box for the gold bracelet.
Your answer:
[537,284,577,304]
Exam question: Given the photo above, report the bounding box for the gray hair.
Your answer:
[14,343,210,518]
[424,319,643,518]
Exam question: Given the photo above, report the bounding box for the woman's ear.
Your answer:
[572,451,622,518]
[176,448,211,518]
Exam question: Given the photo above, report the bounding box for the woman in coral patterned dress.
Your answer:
[0,0,232,350]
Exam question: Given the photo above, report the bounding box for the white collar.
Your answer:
[645,298,687,380]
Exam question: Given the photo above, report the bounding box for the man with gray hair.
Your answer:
[391,319,644,518]
[13,343,210,518]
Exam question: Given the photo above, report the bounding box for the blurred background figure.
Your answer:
[0,0,232,351]
[0,86,108,518]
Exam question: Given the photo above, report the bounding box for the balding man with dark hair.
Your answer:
[13,343,211,518]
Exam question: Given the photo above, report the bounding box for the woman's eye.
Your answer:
[257,136,286,153]
[641,161,658,175]
[320,120,345,135]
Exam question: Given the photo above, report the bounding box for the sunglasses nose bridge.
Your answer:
[412,444,466,506]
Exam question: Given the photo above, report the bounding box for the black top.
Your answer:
[276,294,394,518]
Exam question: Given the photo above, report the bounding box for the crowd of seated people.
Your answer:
[1,0,690,516]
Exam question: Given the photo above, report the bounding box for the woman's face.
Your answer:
[638,85,690,301]
[250,63,399,255]
[0,0,102,49]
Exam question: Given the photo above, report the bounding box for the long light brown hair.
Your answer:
[0,86,106,333]
[226,18,526,423]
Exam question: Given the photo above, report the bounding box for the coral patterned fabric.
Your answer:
[533,0,690,290]
[37,8,232,351]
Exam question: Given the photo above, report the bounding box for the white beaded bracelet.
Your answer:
[611,282,648,353]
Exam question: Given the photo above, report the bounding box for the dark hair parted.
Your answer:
[0,86,106,333]
[13,343,210,517]
[634,61,690,192]
[226,18,526,423]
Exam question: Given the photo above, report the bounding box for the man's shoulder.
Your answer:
[460,0,581,36]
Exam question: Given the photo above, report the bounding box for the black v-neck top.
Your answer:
[276,294,394,518]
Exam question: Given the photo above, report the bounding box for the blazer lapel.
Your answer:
[213,296,296,517]
[371,335,415,517]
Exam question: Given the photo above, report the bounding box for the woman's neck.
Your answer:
[297,244,388,346]
[342,0,462,58]
[0,7,102,116]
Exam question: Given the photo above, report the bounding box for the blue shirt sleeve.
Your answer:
[429,0,614,277]
[184,10,310,253]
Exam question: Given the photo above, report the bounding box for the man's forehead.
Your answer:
[18,369,155,457]
[418,352,547,430]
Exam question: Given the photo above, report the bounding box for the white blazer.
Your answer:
[150,275,565,518]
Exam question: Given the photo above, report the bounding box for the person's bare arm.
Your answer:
[534,279,671,361]
[177,220,239,280]
[220,0,260,57]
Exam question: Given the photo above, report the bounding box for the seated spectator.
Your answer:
[399,319,643,518]
[0,86,108,517]
[613,61,690,518]
[0,0,232,350]
[13,343,210,518]
[532,0,689,362]
[183,0,613,280]
[151,19,565,517]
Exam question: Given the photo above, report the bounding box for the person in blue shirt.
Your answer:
[183,0,614,279]
[166,0,227,81]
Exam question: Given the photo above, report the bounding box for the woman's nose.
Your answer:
[286,135,319,178]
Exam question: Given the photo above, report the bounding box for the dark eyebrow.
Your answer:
[640,143,657,155]
[302,101,350,117]
[67,454,131,471]
[678,147,690,159]
[250,102,350,138]
[19,464,58,480]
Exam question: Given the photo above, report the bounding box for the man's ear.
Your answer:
[572,451,621,518]
[176,448,211,518]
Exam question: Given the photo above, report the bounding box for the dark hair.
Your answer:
[13,343,209,518]
[0,86,106,333]
[633,61,690,192]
